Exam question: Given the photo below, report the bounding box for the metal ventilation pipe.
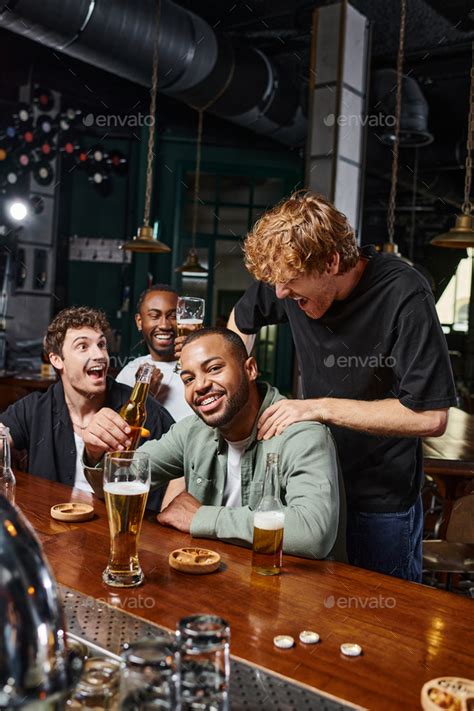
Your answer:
[0,0,306,146]
[372,69,433,147]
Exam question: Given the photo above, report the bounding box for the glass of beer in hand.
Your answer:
[252,453,285,576]
[174,296,205,372]
[102,451,150,587]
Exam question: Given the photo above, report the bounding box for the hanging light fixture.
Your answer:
[384,0,411,263]
[121,0,170,254]
[431,43,474,249]
[176,109,208,276]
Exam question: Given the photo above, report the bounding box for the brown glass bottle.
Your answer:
[119,363,154,450]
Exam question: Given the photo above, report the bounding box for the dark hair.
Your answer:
[136,283,178,312]
[182,327,249,364]
[44,306,110,358]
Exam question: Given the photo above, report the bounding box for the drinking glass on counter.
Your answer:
[252,453,285,576]
[102,451,150,588]
[177,614,230,710]
[119,636,180,710]
[67,657,120,709]
[174,296,205,372]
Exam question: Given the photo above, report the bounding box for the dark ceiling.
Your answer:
[0,0,473,256]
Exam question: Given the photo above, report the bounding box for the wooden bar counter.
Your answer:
[15,472,474,710]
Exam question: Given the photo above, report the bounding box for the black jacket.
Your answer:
[0,377,174,487]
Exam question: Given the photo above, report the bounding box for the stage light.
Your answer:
[8,200,29,222]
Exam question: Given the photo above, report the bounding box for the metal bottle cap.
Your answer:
[340,643,362,657]
[273,635,294,649]
[299,630,320,644]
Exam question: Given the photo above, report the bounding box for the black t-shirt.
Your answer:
[234,245,458,513]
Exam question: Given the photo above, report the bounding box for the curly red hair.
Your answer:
[244,191,359,283]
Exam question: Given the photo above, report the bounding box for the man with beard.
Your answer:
[82,328,341,559]
[116,284,192,422]
[0,306,173,491]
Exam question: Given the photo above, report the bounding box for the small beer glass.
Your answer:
[102,451,150,588]
[174,297,205,373]
[252,453,285,576]
[119,636,180,710]
[177,615,230,710]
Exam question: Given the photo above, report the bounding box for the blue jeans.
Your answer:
[346,496,423,582]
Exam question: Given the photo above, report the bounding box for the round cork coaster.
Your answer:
[169,547,221,574]
[50,503,94,522]
[421,677,474,711]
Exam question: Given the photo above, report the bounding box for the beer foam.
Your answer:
[178,318,202,325]
[104,481,149,496]
[254,511,285,531]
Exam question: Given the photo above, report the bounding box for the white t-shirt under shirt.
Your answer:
[73,432,93,493]
[222,436,251,507]
[116,355,192,423]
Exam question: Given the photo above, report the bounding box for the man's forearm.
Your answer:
[227,309,255,355]
[319,398,448,437]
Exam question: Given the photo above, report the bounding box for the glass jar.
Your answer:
[119,636,180,710]
[177,615,230,710]
[67,657,120,709]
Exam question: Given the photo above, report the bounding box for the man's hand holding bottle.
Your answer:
[83,409,133,465]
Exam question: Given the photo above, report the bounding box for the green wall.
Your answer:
[59,124,302,389]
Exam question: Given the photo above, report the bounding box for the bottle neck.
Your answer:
[129,365,153,403]
[261,455,281,504]
[0,432,11,470]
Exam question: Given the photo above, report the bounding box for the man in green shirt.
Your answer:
[83,328,341,559]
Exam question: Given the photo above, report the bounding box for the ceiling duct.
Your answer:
[372,68,433,147]
[0,0,306,146]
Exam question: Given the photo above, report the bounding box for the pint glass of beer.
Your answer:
[176,296,205,339]
[102,451,150,587]
[174,296,205,372]
[252,453,285,576]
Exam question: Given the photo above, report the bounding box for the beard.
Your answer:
[195,374,250,429]
[143,332,176,359]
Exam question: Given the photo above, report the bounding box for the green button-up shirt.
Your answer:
[138,382,340,559]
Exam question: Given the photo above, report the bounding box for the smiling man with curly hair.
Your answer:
[228,190,457,582]
[0,306,173,497]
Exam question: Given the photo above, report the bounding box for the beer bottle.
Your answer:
[252,453,285,576]
[119,363,154,451]
[0,425,16,504]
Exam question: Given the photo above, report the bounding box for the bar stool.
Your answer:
[423,493,474,592]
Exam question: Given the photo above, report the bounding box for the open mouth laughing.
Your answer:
[291,295,309,311]
[194,390,226,414]
[86,363,106,382]
[152,330,175,348]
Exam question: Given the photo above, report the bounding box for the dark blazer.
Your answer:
[0,377,174,488]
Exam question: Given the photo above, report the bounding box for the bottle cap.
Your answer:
[273,635,294,649]
[340,643,362,657]
[299,630,320,644]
